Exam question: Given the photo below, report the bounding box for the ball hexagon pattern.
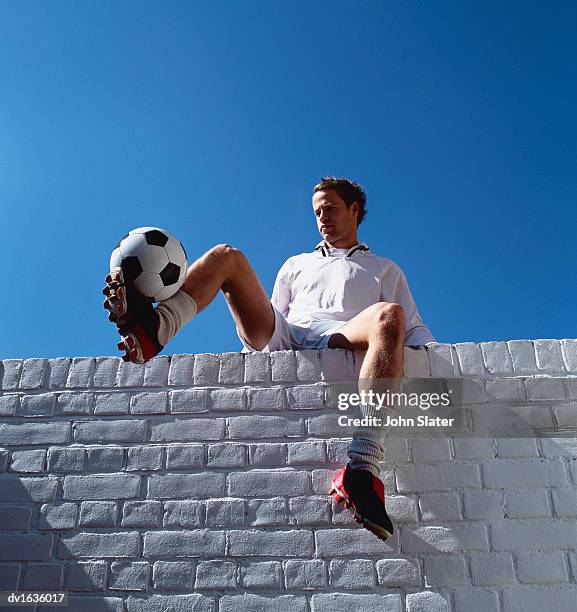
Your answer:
[109,227,188,302]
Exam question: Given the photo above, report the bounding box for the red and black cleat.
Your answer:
[102,267,163,364]
[330,463,394,541]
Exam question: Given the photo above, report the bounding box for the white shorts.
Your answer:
[236,305,347,352]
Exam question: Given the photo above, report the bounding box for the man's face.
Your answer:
[312,189,358,246]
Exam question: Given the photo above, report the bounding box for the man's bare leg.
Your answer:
[328,301,405,476]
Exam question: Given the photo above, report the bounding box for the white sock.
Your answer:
[156,290,198,346]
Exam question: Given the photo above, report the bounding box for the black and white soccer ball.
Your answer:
[110,227,188,302]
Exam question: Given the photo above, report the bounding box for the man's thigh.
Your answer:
[327,302,396,351]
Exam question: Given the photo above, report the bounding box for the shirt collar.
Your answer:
[314,240,370,258]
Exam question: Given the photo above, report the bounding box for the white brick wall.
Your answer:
[1,339,577,611]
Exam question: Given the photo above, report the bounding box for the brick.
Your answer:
[329,559,374,589]
[491,519,577,551]
[326,439,350,465]
[229,415,303,439]
[169,389,209,413]
[151,560,194,591]
[552,487,577,517]
[426,344,454,376]
[502,587,577,612]
[10,449,46,473]
[482,459,567,488]
[207,443,245,468]
[485,377,526,402]
[308,414,345,437]
[38,503,78,529]
[219,352,244,384]
[57,531,140,559]
[410,438,451,462]
[469,552,515,585]
[165,444,204,469]
[0,475,58,501]
[287,440,326,465]
[109,561,149,591]
[516,551,569,583]
[240,561,282,589]
[480,341,514,374]
[64,560,107,590]
[126,445,163,471]
[453,437,495,459]
[525,376,566,400]
[66,357,95,388]
[249,443,286,466]
[167,355,195,386]
[406,592,449,612]
[0,505,32,530]
[453,589,500,612]
[247,498,287,526]
[296,349,322,382]
[193,354,220,384]
[151,417,225,441]
[270,350,297,382]
[121,501,162,527]
[56,392,93,415]
[211,388,246,412]
[286,385,324,409]
[553,402,577,428]
[93,357,119,387]
[57,596,123,612]
[79,501,118,527]
[284,559,326,589]
[195,560,236,589]
[311,469,334,495]
[404,346,430,377]
[463,490,504,519]
[540,438,577,457]
[228,529,313,557]
[143,530,225,557]
[244,353,271,383]
[48,358,71,388]
[163,501,203,528]
[289,496,331,524]
[22,563,63,590]
[20,358,48,389]
[63,474,141,500]
[387,495,419,522]
[508,340,537,374]
[48,448,85,472]
[496,438,539,457]
[376,558,420,586]
[131,391,168,414]
[1,360,22,390]
[419,492,462,521]
[148,473,225,499]
[94,392,131,415]
[86,447,124,471]
[126,594,212,612]
[312,593,402,612]
[220,594,306,612]
[402,523,489,552]
[205,498,244,527]
[19,393,56,417]
[320,349,351,381]
[228,469,308,496]
[316,528,395,556]
[471,404,555,433]
[0,534,53,560]
[143,355,169,386]
[396,462,481,492]
[535,339,566,374]
[0,564,20,589]
[74,420,147,443]
[0,394,18,416]
[0,448,8,470]
[247,386,285,411]
[560,340,577,373]
[423,555,468,586]
[116,360,145,387]
[504,489,551,518]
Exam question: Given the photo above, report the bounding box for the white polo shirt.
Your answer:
[271,240,436,347]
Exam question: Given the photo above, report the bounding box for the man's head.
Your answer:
[312,177,367,248]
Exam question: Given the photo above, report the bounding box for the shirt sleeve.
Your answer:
[386,266,436,347]
[271,258,292,318]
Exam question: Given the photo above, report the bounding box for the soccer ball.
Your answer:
[110,227,188,302]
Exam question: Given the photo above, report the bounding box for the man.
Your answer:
[102,177,435,541]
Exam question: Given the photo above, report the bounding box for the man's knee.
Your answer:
[210,243,245,268]
[371,302,405,339]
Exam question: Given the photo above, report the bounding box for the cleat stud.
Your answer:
[117,340,125,350]
[105,274,112,283]
[117,287,124,298]
[122,354,130,362]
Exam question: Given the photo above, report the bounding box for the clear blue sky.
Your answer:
[1,1,575,359]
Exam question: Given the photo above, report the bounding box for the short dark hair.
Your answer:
[313,177,367,225]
